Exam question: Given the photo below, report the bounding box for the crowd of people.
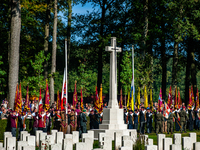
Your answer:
[0,98,199,140]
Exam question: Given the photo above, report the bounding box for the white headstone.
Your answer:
[51,130,58,143]
[122,135,131,141]
[83,137,93,150]
[22,145,35,150]
[170,144,182,150]
[0,142,3,148]
[103,136,112,150]
[17,141,28,150]
[163,138,172,150]
[36,130,43,146]
[4,132,12,148]
[45,139,50,150]
[182,137,192,150]
[148,139,153,145]
[56,132,63,145]
[20,131,28,141]
[190,133,197,143]
[145,145,157,150]
[63,138,73,150]
[119,147,131,150]
[73,131,79,144]
[26,135,35,146]
[50,144,62,150]
[82,133,89,141]
[173,133,181,145]
[193,142,200,150]
[105,130,115,140]
[75,143,86,150]
[129,129,137,143]
[98,132,105,147]
[114,131,123,150]
[39,139,46,150]
[22,133,30,141]
[88,131,94,141]
[6,137,16,150]
[65,134,73,139]
[39,132,47,144]
[157,134,165,150]
[46,135,55,145]
[122,140,133,150]
[140,134,149,145]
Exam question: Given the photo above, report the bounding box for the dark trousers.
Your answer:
[189,120,194,131]
[128,124,134,129]
[33,127,38,135]
[11,127,16,137]
[134,123,138,130]
[140,122,145,134]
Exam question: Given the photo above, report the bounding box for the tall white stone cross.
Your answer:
[105,37,121,109]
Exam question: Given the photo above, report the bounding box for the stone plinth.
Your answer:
[145,145,157,150]
[163,138,172,150]
[157,134,165,150]
[170,144,182,150]
[173,133,181,145]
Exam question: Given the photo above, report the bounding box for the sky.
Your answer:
[72,3,95,15]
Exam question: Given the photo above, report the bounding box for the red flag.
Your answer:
[45,80,50,111]
[73,81,78,108]
[38,88,43,113]
[188,88,192,110]
[174,87,178,109]
[119,88,123,108]
[196,88,199,109]
[18,83,22,114]
[191,85,194,106]
[56,90,60,110]
[99,84,103,113]
[24,86,30,111]
[14,84,19,111]
[178,88,182,109]
[61,81,67,109]
[95,86,99,112]
[158,88,162,111]
[80,87,84,111]
[167,86,172,107]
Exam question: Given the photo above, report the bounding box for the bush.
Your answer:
[25,119,33,134]
[0,119,9,141]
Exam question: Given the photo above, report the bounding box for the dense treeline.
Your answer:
[1,0,200,109]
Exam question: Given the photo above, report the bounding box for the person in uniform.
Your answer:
[33,112,39,135]
[140,107,146,134]
[167,107,176,134]
[38,109,46,131]
[156,110,164,134]
[61,109,68,134]
[54,109,62,131]
[174,108,180,131]
[66,110,71,134]
[94,109,100,129]
[128,110,134,129]
[89,110,95,129]
[79,109,87,137]
[69,109,77,133]
[133,109,139,130]
[179,106,188,133]
[188,107,194,131]
[194,107,200,130]
[124,109,128,124]
[146,107,152,133]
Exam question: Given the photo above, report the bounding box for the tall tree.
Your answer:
[44,0,52,80]
[67,0,72,66]
[8,0,21,109]
[50,0,58,104]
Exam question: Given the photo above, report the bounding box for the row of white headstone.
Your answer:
[1,129,200,150]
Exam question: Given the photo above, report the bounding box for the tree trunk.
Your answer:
[67,0,72,66]
[8,0,21,109]
[191,50,196,99]
[50,0,57,104]
[97,0,106,92]
[44,0,51,80]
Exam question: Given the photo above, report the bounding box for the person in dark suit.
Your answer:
[94,109,100,129]
[146,107,152,133]
[79,109,87,137]
[140,107,146,134]
[128,110,134,129]
[124,109,128,124]
[89,110,95,129]
[133,109,139,130]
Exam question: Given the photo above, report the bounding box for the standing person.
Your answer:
[94,109,100,129]
[10,110,18,137]
[133,109,139,130]
[44,110,51,133]
[128,110,134,129]
[179,106,188,133]
[69,109,77,133]
[89,110,95,129]
[124,109,128,124]
[54,109,62,131]
[33,112,39,135]
[188,107,194,131]
[156,110,164,135]
[38,110,46,131]
[140,107,146,134]
[146,107,152,133]
[174,108,181,131]
[66,110,71,134]
[194,107,200,130]
[167,107,176,134]
[79,110,87,137]
[61,109,68,134]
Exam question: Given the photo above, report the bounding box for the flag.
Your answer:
[95,86,99,112]
[167,86,172,107]
[131,90,134,111]
[38,88,43,113]
[158,88,162,111]
[188,88,192,110]
[119,88,123,108]
[61,68,67,109]
[196,88,199,109]
[150,88,153,110]
[137,87,140,109]
[127,91,130,109]
[174,87,178,109]
[163,102,170,118]
[24,86,30,111]
[73,81,78,108]
[144,86,148,108]
[56,90,60,110]
[191,85,194,106]
[45,80,50,111]
[99,84,103,113]
[18,83,22,114]
[14,84,19,112]
[80,87,84,111]
[178,88,182,109]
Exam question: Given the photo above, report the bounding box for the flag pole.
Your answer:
[132,45,134,108]
[65,39,68,114]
